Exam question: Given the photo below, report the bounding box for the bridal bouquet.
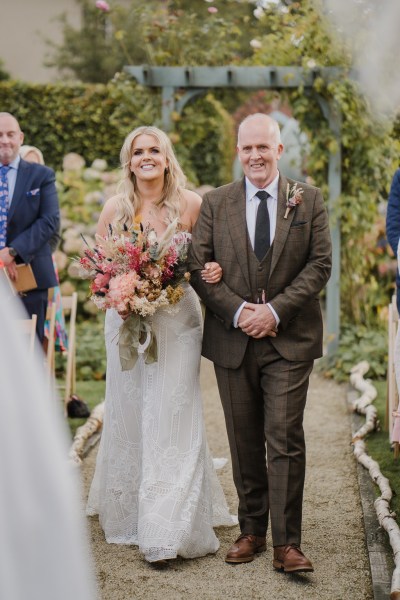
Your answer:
[78,218,191,370]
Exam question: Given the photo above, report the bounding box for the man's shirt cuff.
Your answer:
[233,302,247,328]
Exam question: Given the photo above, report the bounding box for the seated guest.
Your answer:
[19,144,44,166]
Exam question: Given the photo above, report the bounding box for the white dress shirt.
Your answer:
[233,173,280,327]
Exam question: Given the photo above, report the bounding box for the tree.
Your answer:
[0,59,9,81]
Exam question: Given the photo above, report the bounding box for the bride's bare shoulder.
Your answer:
[97,194,123,236]
[180,189,202,230]
[181,188,202,206]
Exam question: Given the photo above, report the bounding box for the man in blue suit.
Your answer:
[386,168,400,313]
[0,112,59,342]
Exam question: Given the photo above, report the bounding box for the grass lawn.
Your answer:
[365,379,400,517]
[63,379,105,439]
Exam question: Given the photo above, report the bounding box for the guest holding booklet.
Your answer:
[0,113,60,342]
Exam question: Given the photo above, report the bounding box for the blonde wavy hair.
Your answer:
[20,145,45,165]
[115,126,187,228]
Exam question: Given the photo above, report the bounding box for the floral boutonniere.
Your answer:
[284,183,303,219]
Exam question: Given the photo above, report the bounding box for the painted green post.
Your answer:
[326,108,341,355]
[161,87,174,131]
[316,95,341,354]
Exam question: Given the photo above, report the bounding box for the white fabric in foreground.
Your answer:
[213,457,228,470]
[0,277,97,600]
[396,239,400,432]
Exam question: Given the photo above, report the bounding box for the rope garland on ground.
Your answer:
[69,402,104,465]
[350,361,400,600]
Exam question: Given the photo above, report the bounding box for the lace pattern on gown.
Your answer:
[86,280,235,562]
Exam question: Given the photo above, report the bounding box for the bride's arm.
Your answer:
[183,189,222,285]
[201,261,223,284]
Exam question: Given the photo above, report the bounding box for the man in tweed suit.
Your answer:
[188,113,331,572]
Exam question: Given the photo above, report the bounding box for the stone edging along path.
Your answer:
[348,362,398,600]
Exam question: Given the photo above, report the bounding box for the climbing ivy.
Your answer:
[246,0,399,327]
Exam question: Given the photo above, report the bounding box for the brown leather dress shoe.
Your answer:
[225,534,266,564]
[273,544,314,573]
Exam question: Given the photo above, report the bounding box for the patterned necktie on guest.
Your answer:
[0,165,10,250]
[254,190,270,261]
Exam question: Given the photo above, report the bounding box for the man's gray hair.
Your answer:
[237,113,281,144]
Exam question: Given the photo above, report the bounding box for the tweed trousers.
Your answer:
[214,337,313,547]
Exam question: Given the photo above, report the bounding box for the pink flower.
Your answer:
[92,272,111,293]
[162,267,174,283]
[165,248,178,267]
[208,6,218,13]
[107,272,140,312]
[95,1,110,13]
[126,244,142,272]
[79,256,94,269]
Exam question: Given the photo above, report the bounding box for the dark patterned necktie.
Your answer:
[0,165,10,250]
[254,190,270,261]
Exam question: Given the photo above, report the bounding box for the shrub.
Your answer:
[319,324,388,382]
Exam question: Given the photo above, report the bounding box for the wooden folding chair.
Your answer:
[45,302,57,380]
[61,292,78,413]
[17,314,37,355]
[387,294,399,452]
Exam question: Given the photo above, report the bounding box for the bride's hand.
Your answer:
[201,262,222,284]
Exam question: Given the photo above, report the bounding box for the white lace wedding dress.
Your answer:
[86,282,236,562]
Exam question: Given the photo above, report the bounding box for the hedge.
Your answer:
[0,77,236,187]
[0,78,159,170]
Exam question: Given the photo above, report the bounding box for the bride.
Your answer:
[86,125,236,563]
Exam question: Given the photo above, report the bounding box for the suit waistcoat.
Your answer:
[247,235,273,303]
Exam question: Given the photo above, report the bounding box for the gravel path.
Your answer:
[81,359,373,600]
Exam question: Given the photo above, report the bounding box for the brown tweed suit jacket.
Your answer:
[188,175,332,368]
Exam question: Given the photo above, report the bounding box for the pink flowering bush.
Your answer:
[95,1,110,13]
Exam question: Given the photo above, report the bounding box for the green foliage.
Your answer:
[0,79,157,171]
[0,76,233,187]
[245,0,398,326]
[47,0,264,83]
[0,59,9,81]
[175,93,236,187]
[319,324,388,382]
[56,317,106,381]
[4,0,400,333]
[366,380,400,520]
[54,161,118,321]
[140,0,258,67]
[75,318,107,380]
[46,0,151,83]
